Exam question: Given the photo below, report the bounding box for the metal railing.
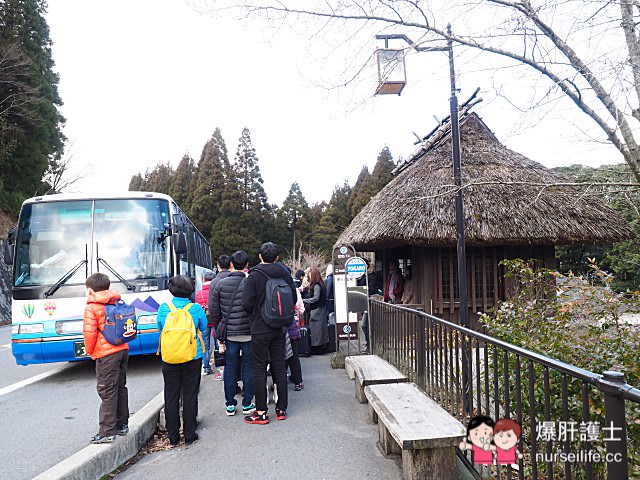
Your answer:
[369,300,640,480]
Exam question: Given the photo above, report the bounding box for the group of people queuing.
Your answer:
[82,241,311,447]
[295,265,334,354]
[81,245,414,447]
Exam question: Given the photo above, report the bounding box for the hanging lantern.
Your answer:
[375,48,406,95]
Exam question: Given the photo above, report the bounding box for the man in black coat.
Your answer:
[242,242,297,424]
[210,250,254,417]
[207,254,232,379]
[207,254,232,313]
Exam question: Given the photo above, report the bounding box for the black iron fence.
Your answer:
[369,300,640,480]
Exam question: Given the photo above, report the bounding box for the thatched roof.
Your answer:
[337,113,635,250]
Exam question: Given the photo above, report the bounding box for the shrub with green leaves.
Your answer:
[480,259,640,478]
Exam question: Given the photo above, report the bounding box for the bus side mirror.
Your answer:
[4,227,15,265]
[172,232,187,255]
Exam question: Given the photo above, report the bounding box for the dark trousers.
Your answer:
[362,312,370,346]
[286,338,303,385]
[162,357,202,444]
[224,340,254,408]
[95,349,129,436]
[252,329,288,412]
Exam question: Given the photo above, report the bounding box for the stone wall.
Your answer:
[0,240,11,325]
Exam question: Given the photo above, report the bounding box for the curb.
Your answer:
[33,392,164,480]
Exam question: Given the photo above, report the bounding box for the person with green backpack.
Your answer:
[156,275,208,446]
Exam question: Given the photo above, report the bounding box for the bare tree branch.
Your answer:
[203,1,640,181]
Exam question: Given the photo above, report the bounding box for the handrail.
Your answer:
[370,299,640,479]
[371,299,640,403]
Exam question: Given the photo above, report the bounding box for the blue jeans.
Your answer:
[224,340,254,408]
[202,326,212,371]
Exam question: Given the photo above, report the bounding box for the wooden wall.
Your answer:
[370,244,555,327]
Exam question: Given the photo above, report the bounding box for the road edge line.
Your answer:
[0,365,68,397]
[33,391,164,480]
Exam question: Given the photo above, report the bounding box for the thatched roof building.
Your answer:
[337,112,634,323]
[338,113,634,250]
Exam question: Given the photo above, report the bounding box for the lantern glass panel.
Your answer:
[377,49,406,83]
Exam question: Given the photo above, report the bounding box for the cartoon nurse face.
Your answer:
[468,417,495,451]
[494,429,517,450]
[494,418,521,451]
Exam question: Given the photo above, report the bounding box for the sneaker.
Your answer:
[226,405,237,416]
[90,434,116,444]
[276,408,287,421]
[185,433,198,446]
[294,382,304,391]
[202,368,212,376]
[242,403,256,415]
[116,424,129,436]
[214,372,223,381]
[244,411,269,425]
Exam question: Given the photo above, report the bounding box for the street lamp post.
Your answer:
[446,25,470,331]
[375,26,469,329]
[376,27,472,419]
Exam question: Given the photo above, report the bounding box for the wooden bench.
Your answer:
[345,355,409,403]
[365,383,465,480]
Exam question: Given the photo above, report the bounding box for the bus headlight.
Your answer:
[55,320,83,334]
[137,314,157,326]
[17,323,44,334]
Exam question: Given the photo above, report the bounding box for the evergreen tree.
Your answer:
[145,162,173,194]
[279,182,314,260]
[0,0,65,211]
[209,162,245,259]
[330,181,353,230]
[128,173,144,191]
[313,182,353,256]
[346,147,396,219]
[311,201,327,227]
[234,127,269,212]
[371,145,395,191]
[347,166,374,218]
[270,204,292,253]
[188,128,228,239]
[169,153,195,209]
[229,127,271,258]
[554,164,640,290]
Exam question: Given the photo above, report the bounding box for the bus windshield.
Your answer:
[14,198,171,287]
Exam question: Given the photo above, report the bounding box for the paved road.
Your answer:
[0,325,164,480]
[115,353,403,480]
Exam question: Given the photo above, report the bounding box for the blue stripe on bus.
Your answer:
[11,331,160,365]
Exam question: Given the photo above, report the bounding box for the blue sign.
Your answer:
[345,256,367,279]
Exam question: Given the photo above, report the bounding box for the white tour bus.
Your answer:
[3,192,212,365]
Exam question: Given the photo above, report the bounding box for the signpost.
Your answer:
[333,245,356,355]
[336,254,369,355]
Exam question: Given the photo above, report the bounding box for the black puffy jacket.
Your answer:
[242,262,298,335]
[210,271,250,337]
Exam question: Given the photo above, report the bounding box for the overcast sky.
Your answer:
[45,0,623,207]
